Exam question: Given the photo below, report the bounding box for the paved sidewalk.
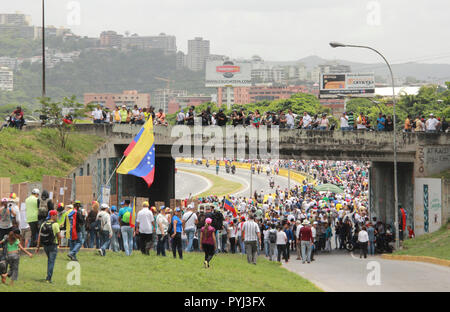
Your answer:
[283,250,450,292]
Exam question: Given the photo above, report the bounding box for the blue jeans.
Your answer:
[44,244,57,281]
[240,238,245,254]
[80,226,87,248]
[301,241,312,263]
[111,227,120,252]
[185,228,195,252]
[69,238,82,258]
[100,230,110,255]
[89,228,100,248]
[121,226,134,256]
[368,240,375,255]
[157,234,167,256]
[264,240,270,257]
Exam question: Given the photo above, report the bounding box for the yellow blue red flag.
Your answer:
[130,197,136,228]
[117,117,155,187]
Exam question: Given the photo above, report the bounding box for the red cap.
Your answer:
[49,210,58,217]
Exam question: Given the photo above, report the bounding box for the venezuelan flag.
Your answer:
[124,127,145,156]
[117,117,155,187]
[224,197,237,217]
[130,197,136,228]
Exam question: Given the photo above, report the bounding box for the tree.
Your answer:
[37,95,93,148]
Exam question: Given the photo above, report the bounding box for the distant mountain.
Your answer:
[267,55,450,82]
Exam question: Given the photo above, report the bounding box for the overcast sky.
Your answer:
[4,0,450,64]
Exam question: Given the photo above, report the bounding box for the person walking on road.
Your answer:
[300,220,313,264]
[358,225,369,259]
[367,222,376,256]
[241,214,261,265]
[276,225,288,263]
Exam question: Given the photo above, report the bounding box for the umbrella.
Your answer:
[314,183,344,194]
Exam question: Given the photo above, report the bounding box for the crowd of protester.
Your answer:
[0,159,413,284]
[89,103,449,133]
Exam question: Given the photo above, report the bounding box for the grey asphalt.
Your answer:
[175,170,210,199]
[283,250,450,292]
[175,162,297,198]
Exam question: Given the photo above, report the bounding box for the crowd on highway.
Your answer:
[0,156,410,285]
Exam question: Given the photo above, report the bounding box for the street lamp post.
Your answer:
[330,42,400,250]
[42,0,46,98]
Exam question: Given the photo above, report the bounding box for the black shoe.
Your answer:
[67,254,74,261]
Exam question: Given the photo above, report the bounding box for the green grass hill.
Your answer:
[0,128,105,183]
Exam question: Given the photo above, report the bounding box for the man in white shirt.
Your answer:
[242,214,261,265]
[425,113,440,132]
[91,106,104,124]
[302,112,312,129]
[135,201,154,255]
[358,226,369,259]
[182,204,198,252]
[176,109,186,125]
[286,109,295,129]
[340,112,349,130]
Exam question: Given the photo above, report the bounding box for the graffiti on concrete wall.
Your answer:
[414,178,442,236]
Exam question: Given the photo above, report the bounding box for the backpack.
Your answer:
[40,221,56,246]
[122,210,131,224]
[38,199,50,220]
[269,231,277,244]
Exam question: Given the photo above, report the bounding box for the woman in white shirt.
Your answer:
[156,209,169,256]
[276,226,288,263]
[358,226,369,259]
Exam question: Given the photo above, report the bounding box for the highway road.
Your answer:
[283,250,450,292]
[174,169,211,199]
[175,162,301,198]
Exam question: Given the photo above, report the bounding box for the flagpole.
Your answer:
[105,154,126,187]
[96,154,126,202]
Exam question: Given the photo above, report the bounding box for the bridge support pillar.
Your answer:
[120,156,175,206]
[369,162,414,231]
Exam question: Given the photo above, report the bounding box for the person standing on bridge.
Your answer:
[119,105,128,124]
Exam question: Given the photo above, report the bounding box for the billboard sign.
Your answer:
[205,60,252,87]
[319,73,375,98]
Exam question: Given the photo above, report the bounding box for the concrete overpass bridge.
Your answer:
[69,124,450,227]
